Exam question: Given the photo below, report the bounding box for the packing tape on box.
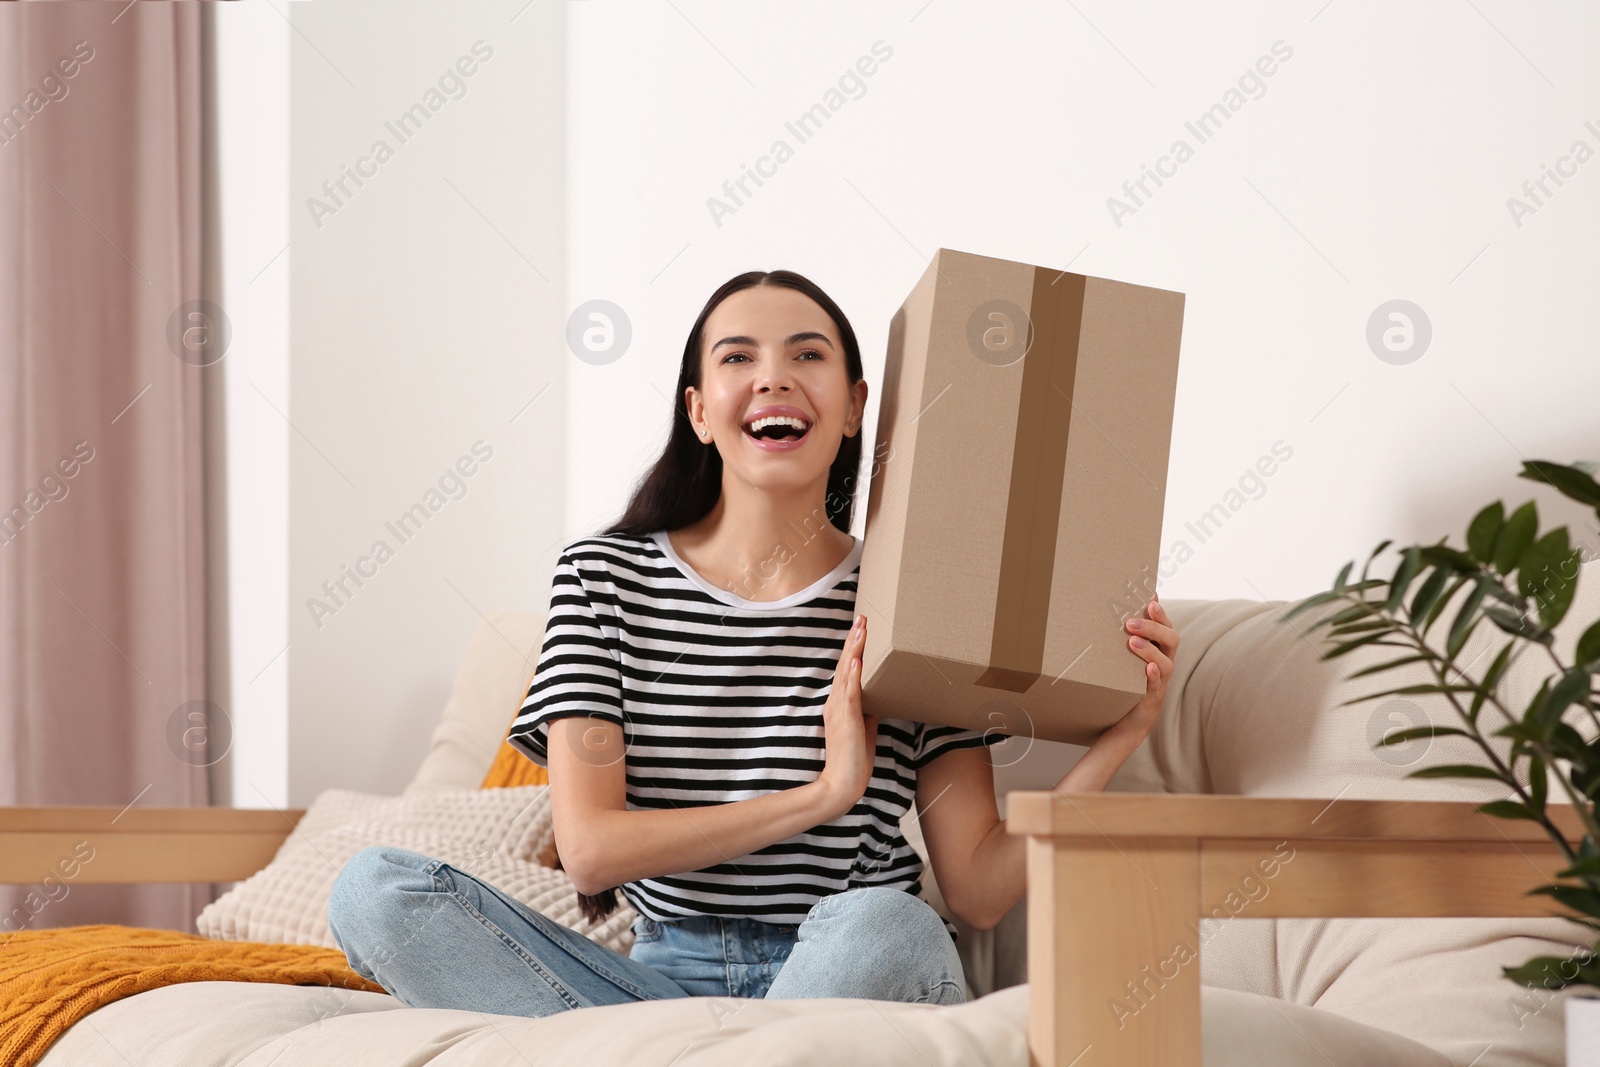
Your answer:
[974,269,1086,695]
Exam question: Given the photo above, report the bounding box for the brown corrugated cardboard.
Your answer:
[857,247,1184,747]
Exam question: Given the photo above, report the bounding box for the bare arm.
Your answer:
[921,717,1157,930]
[920,597,1179,930]
[548,715,844,896]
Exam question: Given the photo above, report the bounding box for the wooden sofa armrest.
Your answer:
[1004,790,1584,1067]
[0,806,303,885]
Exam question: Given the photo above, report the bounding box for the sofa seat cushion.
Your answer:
[36,975,1455,1067]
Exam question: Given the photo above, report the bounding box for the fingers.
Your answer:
[1126,621,1176,654]
[841,613,866,661]
[1125,601,1178,657]
[1150,600,1175,641]
[1131,642,1173,683]
[1125,600,1178,686]
[1126,626,1173,682]
[844,616,865,704]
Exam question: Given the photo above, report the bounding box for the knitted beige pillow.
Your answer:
[194,785,637,955]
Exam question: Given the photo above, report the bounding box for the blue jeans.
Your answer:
[326,845,968,1017]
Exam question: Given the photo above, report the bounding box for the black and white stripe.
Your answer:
[507,531,1007,942]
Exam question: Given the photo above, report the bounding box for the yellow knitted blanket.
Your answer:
[0,924,388,1067]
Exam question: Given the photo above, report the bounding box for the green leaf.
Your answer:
[1419,543,1478,572]
[1329,620,1393,638]
[1504,955,1590,990]
[1467,501,1505,565]
[1518,528,1579,629]
[1537,668,1594,732]
[1521,460,1600,508]
[1523,675,1553,718]
[1337,682,1481,707]
[1446,579,1489,659]
[1327,603,1378,627]
[1333,560,1353,596]
[1492,501,1539,574]
[1576,619,1600,669]
[1385,546,1423,615]
[1322,631,1408,660]
[1409,565,1451,626]
[1422,574,1470,638]
[1347,654,1432,679]
[1477,799,1541,822]
[1478,579,1524,608]
[1470,643,1515,724]
[1558,856,1600,880]
[1517,531,1558,600]
[1282,589,1342,622]
[1550,721,1588,762]
[1378,725,1471,745]
[1491,720,1543,743]
[1482,602,1522,628]
[1572,757,1600,797]
[1338,578,1389,597]
[1482,600,1538,638]
[1519,677,1554,744]
[1528,884,1600,922]
[1360,540,1394,588]
[1406,764,1507,780]
[1541,556,1580,630]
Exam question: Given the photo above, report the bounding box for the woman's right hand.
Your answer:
[815,613,879,819]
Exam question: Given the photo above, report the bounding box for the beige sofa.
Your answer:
[32,562,1598,1066]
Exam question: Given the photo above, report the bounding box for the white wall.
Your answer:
[287,0,566,804]
[564,0,1600,589]
[215,2,290,809]
[260,0,1599,804]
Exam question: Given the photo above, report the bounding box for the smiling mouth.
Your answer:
[743,420,811,444]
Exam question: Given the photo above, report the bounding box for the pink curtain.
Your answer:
[0,1,216,932]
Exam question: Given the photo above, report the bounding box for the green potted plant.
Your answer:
[1281,459,1600,1054]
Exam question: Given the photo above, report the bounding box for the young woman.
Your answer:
[327,269,1179,1018]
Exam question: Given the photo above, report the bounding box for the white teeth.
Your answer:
[745,415,809,434]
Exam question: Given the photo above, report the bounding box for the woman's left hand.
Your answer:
[1116,594,1179,738]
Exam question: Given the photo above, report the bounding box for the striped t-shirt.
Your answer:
[506,530,1008,942]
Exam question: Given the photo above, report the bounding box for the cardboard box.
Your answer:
[858,247,1184,747]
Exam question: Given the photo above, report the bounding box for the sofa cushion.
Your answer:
[194,785,637,956]
[33,979,1026,1067]
[34,975,1456,1067]
[405,612,546,796]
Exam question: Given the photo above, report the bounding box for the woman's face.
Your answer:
[686,284,868,493]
